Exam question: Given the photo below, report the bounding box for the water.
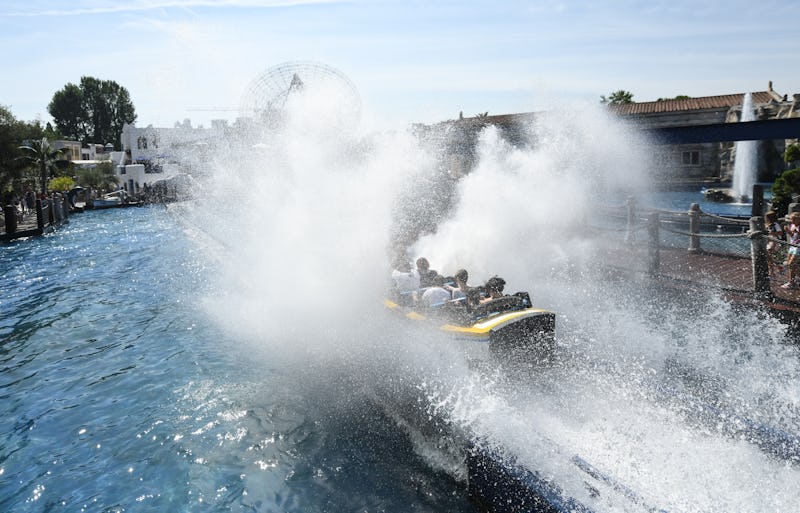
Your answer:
[733,92,758,200]
[0,208,475,512]
[3,90,800,512]
[637,188,759,218]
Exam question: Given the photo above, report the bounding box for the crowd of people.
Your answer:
[2,188,37,221]
[767,210,800,290]
[390,256,510,312]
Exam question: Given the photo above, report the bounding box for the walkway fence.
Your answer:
[1,194,71,242]
[591,195,797,302]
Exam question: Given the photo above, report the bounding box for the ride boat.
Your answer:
[384,291,555,365]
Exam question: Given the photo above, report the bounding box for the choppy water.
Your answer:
[3,204,800,513]
[0,208,475,512]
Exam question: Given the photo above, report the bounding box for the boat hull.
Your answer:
[384,299,556,366]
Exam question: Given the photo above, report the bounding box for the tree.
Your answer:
[48,76,136,149]
[48,83,84,141]
[49,176,75,192]
[0,105,44,193]
[770,167,800,216]
[18,138,69,195]
[785,143,800,167]
[657,95,691,102]
[601,90,634,104]
[75,161,119,193]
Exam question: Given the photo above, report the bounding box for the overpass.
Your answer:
[645,117,800,144]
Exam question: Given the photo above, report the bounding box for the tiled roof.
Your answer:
[609,91,780,116]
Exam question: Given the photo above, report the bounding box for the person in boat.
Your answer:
[444,268,471,301]
[420,275,451,307]
[415,257,440,288]
[391,258,420,304]
[464,287,483,310]
[480,276,506,303]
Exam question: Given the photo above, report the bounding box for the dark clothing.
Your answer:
[418,269,439,288]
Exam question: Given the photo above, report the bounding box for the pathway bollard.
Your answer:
[648,212,660,275]
[47,199,55,226]
[750,216,772,300]
[688,203,701,253]
[36,199,44,232]
[54,195,64,223]
[751,184,764,217]
[4,205,17,234]
[62,194,69,219]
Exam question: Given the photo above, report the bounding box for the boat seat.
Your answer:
[472,295,525,319]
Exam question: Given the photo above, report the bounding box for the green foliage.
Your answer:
[600,90,634,104]
[18,137,67,195]
[48,83,84,141]
[785,143,800,165]
[75,161,119,192]
[0,105,45,193]
[657,95,690,101]
[771,167,800,215]
[48,76,136,149]
[49,176,75,192]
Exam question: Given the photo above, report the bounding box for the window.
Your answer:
[682,150,700,166]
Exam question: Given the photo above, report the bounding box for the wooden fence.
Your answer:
[1,194,71,242]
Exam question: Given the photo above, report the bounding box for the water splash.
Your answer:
[732,92,758,200]
[176,81,800,511]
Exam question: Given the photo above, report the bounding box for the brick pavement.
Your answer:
[596,241,800,305]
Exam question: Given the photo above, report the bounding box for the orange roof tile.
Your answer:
[609,91,779,116]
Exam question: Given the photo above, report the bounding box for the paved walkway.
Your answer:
[596,241,800,308]
[0,210,41,238]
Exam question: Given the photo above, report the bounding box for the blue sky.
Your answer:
[1,0,798,131]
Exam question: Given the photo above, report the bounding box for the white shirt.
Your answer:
[421,287,451,307]
[391,269,420,293]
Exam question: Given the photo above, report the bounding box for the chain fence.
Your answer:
[589,200,799,299]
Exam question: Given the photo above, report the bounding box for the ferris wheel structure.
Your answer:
[239,61,361,125]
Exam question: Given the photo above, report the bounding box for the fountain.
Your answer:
[732,92,758,201]
[704,92,758,204]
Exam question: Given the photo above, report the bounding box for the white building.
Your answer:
[118,119,231,194]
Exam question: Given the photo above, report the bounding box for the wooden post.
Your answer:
[688,203,701,253]
[648,212,660,275]
[54,195,64,223]
[750,216,772,300]
[625,196,636,243]
[751,184,764,217]
[4,205,17,234]
[36,199,44,232]
[47,199,55,226]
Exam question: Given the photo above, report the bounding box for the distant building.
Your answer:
[118,119,229,195]
[426,82,799,183]
[608,82,798,182]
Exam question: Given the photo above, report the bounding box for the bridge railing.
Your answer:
[590,199,790,300]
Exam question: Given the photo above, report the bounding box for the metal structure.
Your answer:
[238,61,361,126]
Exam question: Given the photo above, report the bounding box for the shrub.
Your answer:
[771,167,800,215]
[49,176,75,192]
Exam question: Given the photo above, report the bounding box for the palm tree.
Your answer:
[18,138,68,195]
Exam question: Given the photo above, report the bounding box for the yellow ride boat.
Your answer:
[384,293,555,365]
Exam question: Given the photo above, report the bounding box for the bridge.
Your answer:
[640,117,800,144]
